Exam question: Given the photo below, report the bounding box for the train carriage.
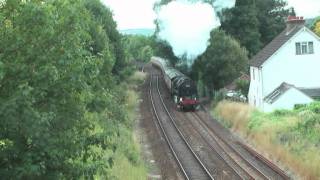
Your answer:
[151,56,199,111]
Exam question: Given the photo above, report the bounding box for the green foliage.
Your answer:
[235,79,249,97]
[255,0,292,45]
[138,45,153,62]
[213,89,227,103]
[294,102,320,113]
[151,38,179,66]
[221,0,261,56]
[122,35,154,62]
[215,101,320,178]
[312,18,320,36]
[249,102,320,144]
[221,0,292,56]
[85,0,128,79]
[0,0,145,178]
[192,29,248,94]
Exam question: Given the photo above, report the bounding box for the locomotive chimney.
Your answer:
[286,16,305,35]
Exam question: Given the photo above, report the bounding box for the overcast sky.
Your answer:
[101,0,320,30]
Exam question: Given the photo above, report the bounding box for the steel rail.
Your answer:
[184,112,254,179]
[191,112,268,179]
[237,141,290,180]
[149,75,190,180]
[151,75,214,180]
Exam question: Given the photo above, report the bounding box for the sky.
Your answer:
[156,1,220,59]
[102,0,320,30]
[101,0,158,30]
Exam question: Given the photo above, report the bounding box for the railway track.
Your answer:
[186,112,267,179]
[149,75,214,180]
[148,66,290,179]
[190,111,290,180]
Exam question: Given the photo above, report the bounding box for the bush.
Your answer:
[236,79,249,97]
[273,109,293,116]
[213,101,320,179]
[295,102,320,114]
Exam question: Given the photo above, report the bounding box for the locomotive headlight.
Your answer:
[194,97,197,100]
[179,97,183,102]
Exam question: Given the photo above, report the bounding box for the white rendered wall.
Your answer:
[262,28,320,98]
[263,88,314,112]
[248,67,263,109]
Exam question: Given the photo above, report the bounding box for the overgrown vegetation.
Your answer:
[192,29,248,97]
[213,101,320,179]
[313,18,320,36]
[235,79,250,97]
[122,35,153,62]
[0,0,146,178]
[109,72,148,180]
[220,0,294,56]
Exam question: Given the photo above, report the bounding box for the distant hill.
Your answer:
[120,28,155,36]
[305,16,320,28]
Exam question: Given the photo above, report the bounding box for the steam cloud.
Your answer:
[156,0,235,63]
[157,1,220,61]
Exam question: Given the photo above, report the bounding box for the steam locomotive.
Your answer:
[151,56,199,110]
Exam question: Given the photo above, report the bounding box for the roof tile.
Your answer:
[249,26,304,67]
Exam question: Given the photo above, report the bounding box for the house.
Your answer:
[225,72,250,91]
[223,72,250,102]
[248,16,320,112]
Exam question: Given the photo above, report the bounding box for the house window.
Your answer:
[301,42,307,54]
[308,42,314,54]
[296,43,301,55]
[296,41,314,55]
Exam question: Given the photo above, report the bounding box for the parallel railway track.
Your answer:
[188,112,268,179]
[190,111,290,180]
[149,75,214,180]
[149,68,290,180]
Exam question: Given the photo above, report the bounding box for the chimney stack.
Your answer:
[286,16,305,34]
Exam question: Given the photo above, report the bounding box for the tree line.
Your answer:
[150,0,293,97]
[0,0,144,178]
[128,0,320,97]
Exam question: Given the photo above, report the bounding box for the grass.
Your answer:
[128,71,147,86]
[109,152,147,180]
[105,71,147,180]
[213,101,320,179]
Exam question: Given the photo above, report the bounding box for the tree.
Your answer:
[236,79,250,97]
[313,19,320,36]
[138,45,153,62]
[85,0,127,78]
[151,38,179,66]
[221,0,261,57]
[221,0,293,56]
[192,30,248,96]
[122,35,154,62]
[0,0,132,178]
[255,0,293,45]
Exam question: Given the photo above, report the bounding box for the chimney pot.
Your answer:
[286,16,305,35]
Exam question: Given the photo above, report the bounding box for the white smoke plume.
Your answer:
[157,1,220,61]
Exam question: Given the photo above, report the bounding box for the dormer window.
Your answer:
[296,42,314,55]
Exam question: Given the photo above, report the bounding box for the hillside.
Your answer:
[120,28,155,36]
[305,16,320,28]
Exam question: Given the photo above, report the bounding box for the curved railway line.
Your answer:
[149,75,214,180]
[188,112,271,179]
[191,110,290,180]
[147,65,291,180]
